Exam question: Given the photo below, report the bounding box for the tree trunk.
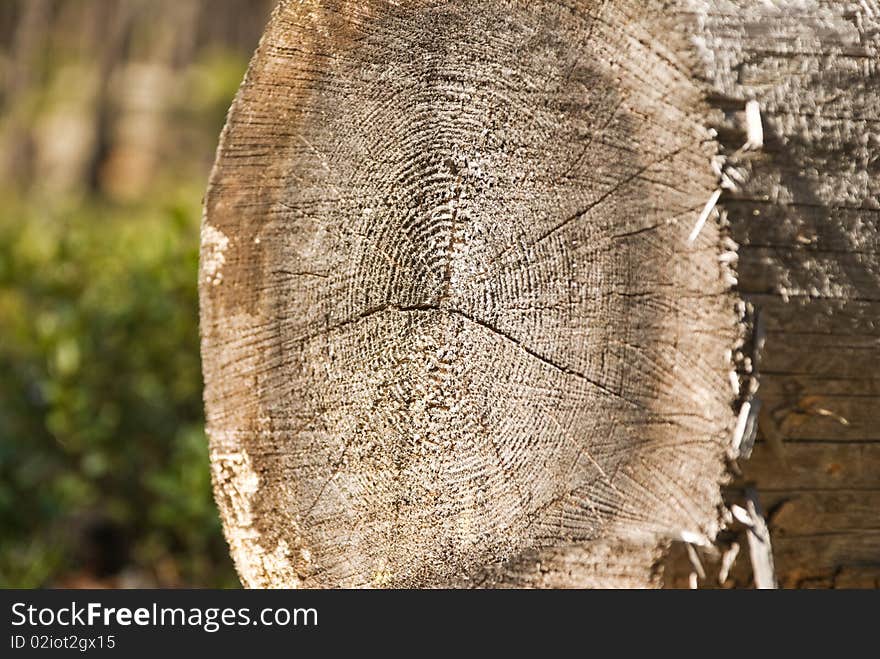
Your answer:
[200,0,879,588]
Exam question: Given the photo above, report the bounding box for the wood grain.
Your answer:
[200,0,740,588]
[665,0,880,588]
[202,0,879,589]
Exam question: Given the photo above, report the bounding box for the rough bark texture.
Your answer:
[200,0,742,588]
[665,0,880,589]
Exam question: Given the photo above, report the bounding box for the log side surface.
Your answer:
[665,0,880,588]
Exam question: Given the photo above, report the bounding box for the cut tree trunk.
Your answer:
[200,0,879,588]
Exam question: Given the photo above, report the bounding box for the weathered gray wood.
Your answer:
[762,489,880,535]
[667,0,880,588]
[746,441,880,491]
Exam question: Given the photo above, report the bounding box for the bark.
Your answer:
[200,0,879,588]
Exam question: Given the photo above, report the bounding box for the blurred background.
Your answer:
[0,0,276,588]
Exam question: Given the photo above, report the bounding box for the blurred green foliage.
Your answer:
[0,46,253,587]
[0,186,238,587]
